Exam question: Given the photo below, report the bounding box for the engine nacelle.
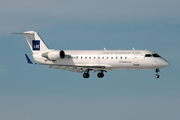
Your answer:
[42,50,65,60]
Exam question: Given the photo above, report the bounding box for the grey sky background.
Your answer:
[0,0,180,120]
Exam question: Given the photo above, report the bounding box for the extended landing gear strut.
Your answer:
[83,69,90,78]
[155,69,160,78]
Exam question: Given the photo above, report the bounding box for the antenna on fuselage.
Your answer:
[104,47,106,50]
[132,47,135,50]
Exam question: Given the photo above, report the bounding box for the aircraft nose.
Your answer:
[157,58,170,68]
[162,60,170,68]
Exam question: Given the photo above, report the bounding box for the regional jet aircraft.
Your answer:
[13,31,169,78]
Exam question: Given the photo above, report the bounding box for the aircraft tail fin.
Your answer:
[22,31,49,53]
[11,31,49,53]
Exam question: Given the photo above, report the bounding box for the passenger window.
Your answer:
[89,57,91,59]
[107,57,108,59]
[111,57,113,59]
[145,54,152,57]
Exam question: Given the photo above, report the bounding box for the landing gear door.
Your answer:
[134,55,139,66]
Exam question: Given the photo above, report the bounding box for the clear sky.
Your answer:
[0,0,180,120]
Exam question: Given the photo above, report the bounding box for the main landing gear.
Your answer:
[97,72,104,78]
[97,70,107,78]
[83,70,106,78]
[155,69,160,78]
[83,72,90,78]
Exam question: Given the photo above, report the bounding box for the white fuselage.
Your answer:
[33,49,169,72]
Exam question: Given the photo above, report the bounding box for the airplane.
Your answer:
[13,31,169,78]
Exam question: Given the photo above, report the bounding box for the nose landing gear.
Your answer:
[155,69,160,78]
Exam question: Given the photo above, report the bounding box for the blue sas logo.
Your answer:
[32,40,40,50]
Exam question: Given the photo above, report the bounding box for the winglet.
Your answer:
[25,54,33,64]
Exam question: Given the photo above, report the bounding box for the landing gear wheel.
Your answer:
[97,73,104,78]
[155,69,160,78]
[83,73,90,78]
[155,74,160,78]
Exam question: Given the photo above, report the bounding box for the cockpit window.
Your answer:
[145,54,161,58]
[145,54,152,57]
[152,54,161,57]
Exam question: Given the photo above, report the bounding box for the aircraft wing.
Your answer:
[49,65,107,73]
[25,54,108,73]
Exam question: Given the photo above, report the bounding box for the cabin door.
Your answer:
[134,55,139,66]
